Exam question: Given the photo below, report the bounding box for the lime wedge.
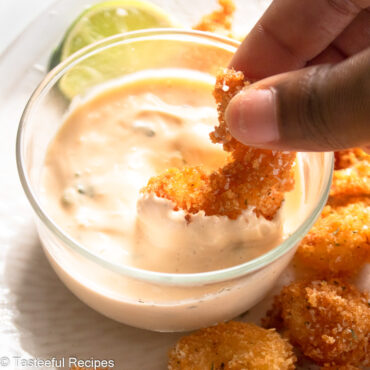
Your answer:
[48,0,179,70]
[61,0,179,60]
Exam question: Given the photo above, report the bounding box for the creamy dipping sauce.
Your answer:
[41,69,302,274]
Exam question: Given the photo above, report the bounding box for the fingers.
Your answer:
[308,8,370,64]
[333,8,370,56]
[307,45,346,65]
[230,0,368,80]
[225,48,370,151]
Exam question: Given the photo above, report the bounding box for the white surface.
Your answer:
[0,1,366,369]
[0,0,56,54]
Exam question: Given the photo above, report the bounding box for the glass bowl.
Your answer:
[16,29,333,332]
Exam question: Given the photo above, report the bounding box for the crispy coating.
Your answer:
[334,148,369,170]
[193,0,235,36]
[295,198,370,277]
[168,321,296,370]
[295,148,370,278]
[143,69,296,220]
[263,279,370,367]
[331,148,370,200]
[331,161,370,200]
[210,68,246,151]
[145,167,209,216]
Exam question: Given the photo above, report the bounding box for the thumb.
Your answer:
[226,48,370,151]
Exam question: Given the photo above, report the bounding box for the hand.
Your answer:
[226,0,370,151]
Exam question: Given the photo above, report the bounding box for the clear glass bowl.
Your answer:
[16,29,333,332]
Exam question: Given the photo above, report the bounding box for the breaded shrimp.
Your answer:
[330,160,370,200]
[295,147,370,278]
[331,148,370,200]
[263,279,370,367]
[193,0,235,37]
[143,69,296,220]
[168,321,296,370]
[334,148,369,170]
[295,198,370,277]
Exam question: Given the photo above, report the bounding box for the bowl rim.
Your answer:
[16,28,334,286]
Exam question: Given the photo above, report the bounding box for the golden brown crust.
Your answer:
[263,279,370,367]
[210,68,245,151]
[295,148,370,278]
[295,199,370,277]
[168,321,296,370]
[143,69,296,220]
[334,148,369,171]
[331,148,370,202]
[193,0,235,36]
[330,161,370,200]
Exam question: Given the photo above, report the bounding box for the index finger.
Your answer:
[230,0,370,80]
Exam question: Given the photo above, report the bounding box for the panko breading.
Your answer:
[143,69,296,220]
[168,321,296,370]
[193,0,235,36]
[295,198,370,277]
[331,148,369,199]
[295,148,370,278]
[334,148,369,170]
[263,279,370,367]
[330,161,370,200]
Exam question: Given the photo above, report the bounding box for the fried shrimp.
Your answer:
[334,148,369,170]
[295,198,370,277]
[295,148,370,278]
[330,161,370,200]
[263,279,370,367]
[143,69,296,220]
[331,148,369,199]
[168,321,296,370]
[193,0,235,36]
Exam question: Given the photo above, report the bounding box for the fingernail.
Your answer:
[225,88,279,145]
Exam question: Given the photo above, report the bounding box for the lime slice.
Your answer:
[53,0,179,98]
[62,0,179,60]
[48,0,179,70]
[58,34,183,99]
